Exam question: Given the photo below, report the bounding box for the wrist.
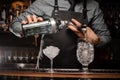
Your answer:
[93,36,100,45]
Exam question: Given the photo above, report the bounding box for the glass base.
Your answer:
[82,65,89,73]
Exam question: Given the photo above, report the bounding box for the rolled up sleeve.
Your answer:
[89,2,111,47]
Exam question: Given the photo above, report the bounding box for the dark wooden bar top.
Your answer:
[0,69,120,78]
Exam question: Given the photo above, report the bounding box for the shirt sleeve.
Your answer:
[90,1,111,47]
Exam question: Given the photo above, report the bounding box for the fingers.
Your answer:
[32,15,38,22]
[32,15,43,22]
[68,23,79,33]
[26,15,33,23]
[68,18,82,32]
[68,18,85,38]
[21,15,43,24]
[68,23,85,39]
[71,18,82,27]
[37,17,43,21]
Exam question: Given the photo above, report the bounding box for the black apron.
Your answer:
[39,0,88,69]
[39,11,85,69]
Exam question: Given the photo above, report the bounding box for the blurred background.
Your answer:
[0,0,120,69]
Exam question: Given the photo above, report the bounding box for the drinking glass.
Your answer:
[77,41,94,72]
[43,46,60,73]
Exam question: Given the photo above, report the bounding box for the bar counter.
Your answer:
[0,69,120,78]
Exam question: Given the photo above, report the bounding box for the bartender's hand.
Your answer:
[21,15,43,46]
[68,18,100,45]
[21,15,43,24]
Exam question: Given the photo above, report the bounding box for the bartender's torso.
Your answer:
[38,0,82,68]
[32,0,96,68]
